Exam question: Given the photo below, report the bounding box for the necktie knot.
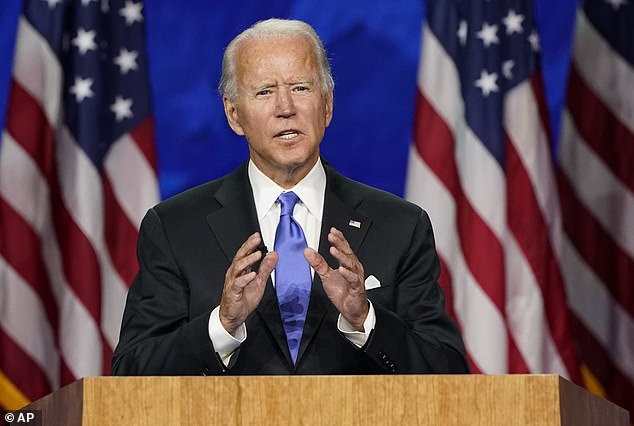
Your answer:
[278,191,300,217]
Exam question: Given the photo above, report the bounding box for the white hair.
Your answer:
[218,18,334,102]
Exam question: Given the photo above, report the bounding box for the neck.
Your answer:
[274,165,309,189]
[252,157,319,189]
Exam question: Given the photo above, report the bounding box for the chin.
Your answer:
[277,148,317,166]
[289,154,318,169]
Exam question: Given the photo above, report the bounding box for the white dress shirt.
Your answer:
[208,159,375,365]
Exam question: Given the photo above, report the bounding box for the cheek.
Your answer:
[241,113,269,136]
[313,100,331,123]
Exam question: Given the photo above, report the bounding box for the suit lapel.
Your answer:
[205,166,259,264]
[296,164,372,365]
[205,163,290,364]
[206,161,375,368]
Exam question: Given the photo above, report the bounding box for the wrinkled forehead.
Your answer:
[235,35,320,83]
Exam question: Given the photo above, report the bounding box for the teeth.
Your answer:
[278,131,298,140]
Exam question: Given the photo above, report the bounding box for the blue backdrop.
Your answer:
[0,0,577,200]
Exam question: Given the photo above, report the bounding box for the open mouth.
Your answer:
[275,130,300,140]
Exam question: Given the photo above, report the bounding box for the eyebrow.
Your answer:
[288,79,314,85]
[253,83,276,92]
[252,79,315,91]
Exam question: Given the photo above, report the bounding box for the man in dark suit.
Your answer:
[111,18,469,375]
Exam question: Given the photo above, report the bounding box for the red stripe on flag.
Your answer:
[129,117,158,172]
[52,198,102,321]
[4,80,55,172]
[465,352,483,375]
[530,73,555,146]
[438,256,488,375]
[569,313,634,414]
[504,133,581,382]
[413,91,505,312]
[413,91,530,374]
[4,79,103,324]
[507,341,530,374]
[0,198,60,335]
[557,173,634,317]
[101,335,113,375]
[0,329,52,402]
[439,255,526,373]
[103,176,139,287]
[60,359,76,388]
[567,66,634,192]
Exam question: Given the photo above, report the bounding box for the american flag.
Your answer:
[406,0,634,413]
[0,0,159,409]
[559,0,634,413]
[405,0,582,381]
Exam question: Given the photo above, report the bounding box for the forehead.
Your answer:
[235,35,319,83]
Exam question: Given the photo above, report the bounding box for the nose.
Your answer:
[275,88,296,118]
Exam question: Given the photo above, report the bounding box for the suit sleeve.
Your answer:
[361,210,470,374]
[111,208,227,375]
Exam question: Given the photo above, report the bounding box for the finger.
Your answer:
[228,254,273,296]
[328,227,354,255]
[304,247,331,277]
[228,253,273,293]
[233,232,262,261]
[229,249,262,279]
[329,246,359,272]
[255,252,278,283]
[227,271,257,295]
[337,266,364,289]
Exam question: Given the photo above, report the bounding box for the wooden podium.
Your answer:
[23,375,629,425]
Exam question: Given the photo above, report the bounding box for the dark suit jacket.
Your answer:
[111,160,469,375]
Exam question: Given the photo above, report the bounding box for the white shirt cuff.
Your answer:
[337,301,376,348]
[208,306,246,366]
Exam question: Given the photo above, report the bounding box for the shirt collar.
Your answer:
[248,158,326,220]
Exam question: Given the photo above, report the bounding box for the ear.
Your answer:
[223,96,245,136]
[324,91,334,128]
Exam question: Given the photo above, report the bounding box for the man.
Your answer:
[111,18,468,375]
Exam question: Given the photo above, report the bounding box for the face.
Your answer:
[223,35,333,187]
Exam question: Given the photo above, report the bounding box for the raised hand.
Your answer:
[219,232,278,335]
[304,227,368,330]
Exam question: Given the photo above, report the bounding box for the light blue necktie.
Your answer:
[274,191,311,364]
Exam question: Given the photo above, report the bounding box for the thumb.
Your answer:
[304,248,331,277]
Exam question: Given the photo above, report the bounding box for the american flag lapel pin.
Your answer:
[348,219,361,229]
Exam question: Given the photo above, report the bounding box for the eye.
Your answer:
[293,85,310,92]
[256,89,272,96]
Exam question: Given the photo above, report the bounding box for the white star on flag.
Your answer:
[119,1,144,25]
[114,48,139,74]
[503,10,524,34]
[458,20,468,46]
[605,0,628,8]
[474,69,499,96]
[69,76,94,102]
[476,22,499,47]
[44,0,62,8]
[502,60,515,79]
[110,96,133,121]
[72,28,97,55]
[81,0,98,5]
[528,29,540,51]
